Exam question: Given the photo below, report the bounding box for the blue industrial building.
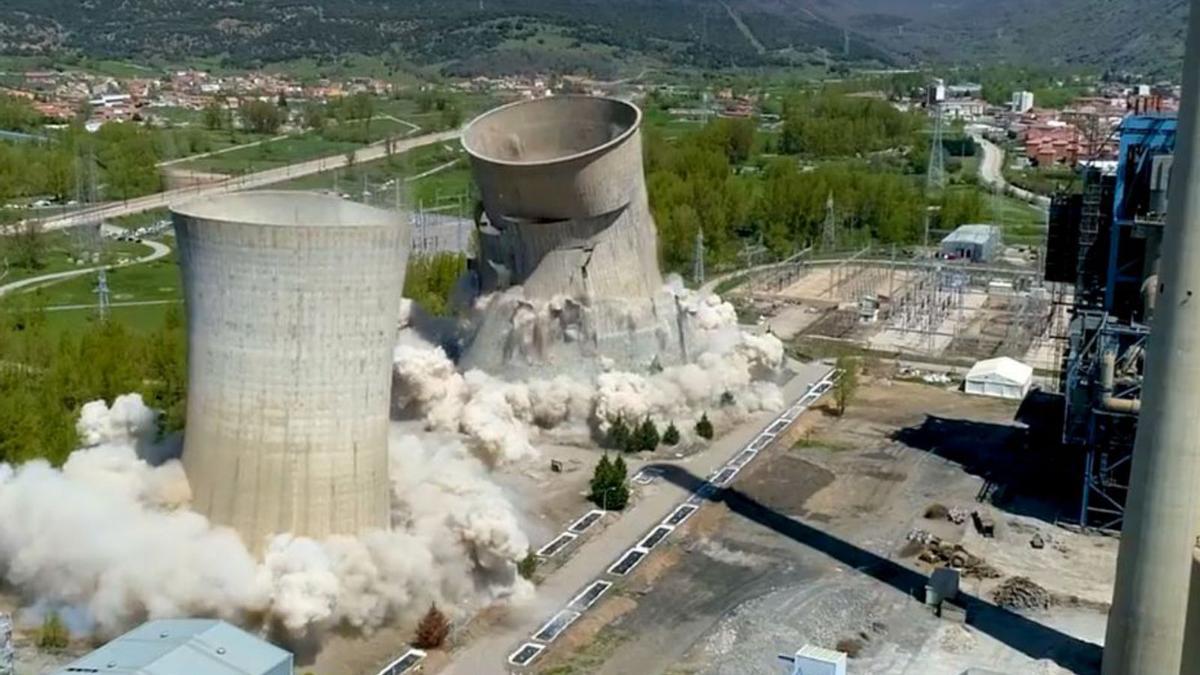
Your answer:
[52,619,292,675]
[1045,114,1176,529]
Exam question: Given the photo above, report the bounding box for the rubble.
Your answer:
[914,537,1001,579]
[993,576,1053,611]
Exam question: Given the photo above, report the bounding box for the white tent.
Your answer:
[964,357,1033,400]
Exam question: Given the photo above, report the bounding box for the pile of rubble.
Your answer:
[993,576,1053,611]
[906,530,1000,579]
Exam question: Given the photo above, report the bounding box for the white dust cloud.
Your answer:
[394,287,786,465]
[0,395,532,641]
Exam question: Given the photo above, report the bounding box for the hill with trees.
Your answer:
[0,0,890,77]
[0,0,1187,77]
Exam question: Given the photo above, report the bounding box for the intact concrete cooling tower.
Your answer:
[172,191,409,550]
[461,96,682,377]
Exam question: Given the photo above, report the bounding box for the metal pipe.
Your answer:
[1099,351,1142,414]
[1104,0,1200,670]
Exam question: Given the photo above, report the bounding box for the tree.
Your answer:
[240,99,284,135]
[589,453,629,511]
[404,253,467,317]
[440,104,462,130]
[413,603,451,649]
[662,422,681,446]
[833,355,860,416]
[37,611,69,650]
[202,100,226,131]
[276,92,288,109]
[605,415,631,451]
[517,551,538,580]
[695,413,714,440]
[636,417,660,452]
[6,220,47,269]
[302,103,326,131]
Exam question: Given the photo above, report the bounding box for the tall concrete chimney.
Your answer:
[1103,0,1200,672]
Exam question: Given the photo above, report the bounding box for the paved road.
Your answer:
[970,131,1051,209]
[34,129,460,232]
[0,238,171,298]
[439,361,832,675]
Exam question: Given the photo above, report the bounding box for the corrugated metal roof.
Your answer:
[52,619,291,675]
[942,224,1000,246]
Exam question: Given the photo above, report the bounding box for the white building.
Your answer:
[1011,90,1035,113]
[780,645,847,675]
[965,357,1034,400]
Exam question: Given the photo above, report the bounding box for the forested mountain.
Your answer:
[0,0,1188,77]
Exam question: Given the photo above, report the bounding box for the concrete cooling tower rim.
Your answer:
[461,95,642,167]
[172,190,401,228]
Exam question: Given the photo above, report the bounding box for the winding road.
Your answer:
[0,237,172,299]
[968,129,1051,209]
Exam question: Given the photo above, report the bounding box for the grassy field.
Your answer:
[15,251,181,307]
[41,302,180,340]
[1,234,154,288]
[175,117,413,175]
[264,139,472,204]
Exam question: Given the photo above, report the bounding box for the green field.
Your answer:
[175,117,414,175]
[264,139,472,204]
[40,302,180,340]
[0,234,154,288]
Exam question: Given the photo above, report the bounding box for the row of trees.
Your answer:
[647,123,934,277]
[0,115,161,204]
[604,415,679,454]
[0,300,187,466]
[779,92,925,158]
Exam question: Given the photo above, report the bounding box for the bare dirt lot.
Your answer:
[534,379,1111,675]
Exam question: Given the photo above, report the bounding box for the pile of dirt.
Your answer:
[993,576,1053,610]
[910,533,1001,579]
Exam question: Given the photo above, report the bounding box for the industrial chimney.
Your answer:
[172,191,409,550]
[1103,0,1200,672]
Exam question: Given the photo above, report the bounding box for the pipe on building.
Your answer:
[1099,351,1142,414]
[1103,0,1200,670]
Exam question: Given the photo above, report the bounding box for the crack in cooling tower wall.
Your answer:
[460,96,678,379]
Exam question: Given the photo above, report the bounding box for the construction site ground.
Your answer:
[531,377,1112,675]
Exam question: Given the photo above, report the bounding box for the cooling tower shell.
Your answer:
[462,96,663,300]
[172,191,409,550]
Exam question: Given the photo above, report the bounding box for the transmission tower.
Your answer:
[821,192,838,251]
[926,103,946,194]
[96,268,110,321]
[692,228,705,285]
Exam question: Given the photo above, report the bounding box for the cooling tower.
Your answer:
[172,191,409,550]
[460,96,681,377]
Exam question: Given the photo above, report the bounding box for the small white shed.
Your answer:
[964,357,1033,400]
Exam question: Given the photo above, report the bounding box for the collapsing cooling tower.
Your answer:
[172,191,409,550]
[461,96,683,377]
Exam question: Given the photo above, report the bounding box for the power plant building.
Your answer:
[940,224,1001,262]
[172,191,408,549]
[52,619,292,675]
[460,96,685,377]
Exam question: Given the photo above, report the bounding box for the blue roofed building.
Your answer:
[52,619,292,675]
